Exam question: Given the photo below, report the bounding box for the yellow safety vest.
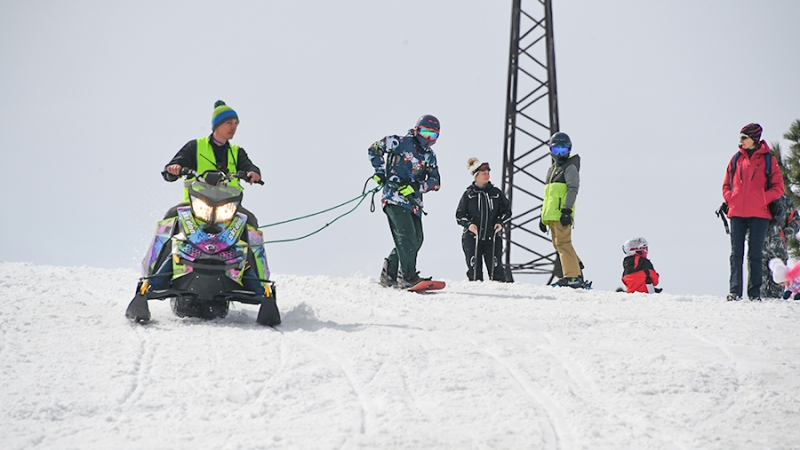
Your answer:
[183,136,243,202]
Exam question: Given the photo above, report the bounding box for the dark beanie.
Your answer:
[741,123,763,142]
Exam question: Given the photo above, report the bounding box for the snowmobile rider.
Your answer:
[164,100,262,227]
[369,115,442,289]
[456,158,511,281]
[539,132,586,288]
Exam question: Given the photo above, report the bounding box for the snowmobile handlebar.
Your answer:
[161,168,264,185]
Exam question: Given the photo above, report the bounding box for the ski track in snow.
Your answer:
[2,261,800,449]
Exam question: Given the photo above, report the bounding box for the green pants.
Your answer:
[384,204,424,281]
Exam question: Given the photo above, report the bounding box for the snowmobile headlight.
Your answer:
[191,197,213,222]
[215,201,239,223]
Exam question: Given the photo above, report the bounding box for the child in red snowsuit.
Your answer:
[621,237,661,294]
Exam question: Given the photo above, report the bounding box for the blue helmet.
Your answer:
[549,132,572,162]
[549,132,572,149]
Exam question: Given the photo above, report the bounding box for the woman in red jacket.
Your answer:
[722,123,785,301]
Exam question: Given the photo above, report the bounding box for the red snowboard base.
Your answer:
[407,280,446,292]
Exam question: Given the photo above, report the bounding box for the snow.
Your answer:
[2,261,800,449]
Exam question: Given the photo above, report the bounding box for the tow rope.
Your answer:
[259,178,381,244]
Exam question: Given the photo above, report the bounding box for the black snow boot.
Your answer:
[379,258,397,288]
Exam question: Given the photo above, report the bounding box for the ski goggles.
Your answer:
[550,145,570,156]
[418,127,439,139]
[740,134,751,141]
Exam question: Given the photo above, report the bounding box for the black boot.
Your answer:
[379,259,397,288]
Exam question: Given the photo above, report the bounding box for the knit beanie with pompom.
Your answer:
[467,157,490,179]
[212,100,238,130]
[770,258,789,283]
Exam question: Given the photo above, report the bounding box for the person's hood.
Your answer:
[555,153,580,169]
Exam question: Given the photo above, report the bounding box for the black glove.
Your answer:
[373,173,386,186]
[162,170,179,182]
[538,221,547,233]
[559,208,573,226]
[719,202,729,216]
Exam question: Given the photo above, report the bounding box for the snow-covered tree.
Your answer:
[773,119,800,258]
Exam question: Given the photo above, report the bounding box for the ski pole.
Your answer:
[473,230,480,281]
[490,228,498,281]
[715,206,730,234]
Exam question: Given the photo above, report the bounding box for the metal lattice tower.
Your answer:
[501,0,560,281]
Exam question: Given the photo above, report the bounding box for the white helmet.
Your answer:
[623,237,649,256]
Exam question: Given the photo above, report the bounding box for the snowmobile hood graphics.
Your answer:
[175,207,246,265]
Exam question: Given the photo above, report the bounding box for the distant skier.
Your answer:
[539,132,587,288]
[722,123,784,301]
[760,194,800,298]
[456,158,511,281]
[621,237,661,294]
[369,115,442,288]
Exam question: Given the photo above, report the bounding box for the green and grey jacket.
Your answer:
[541,154,580,222]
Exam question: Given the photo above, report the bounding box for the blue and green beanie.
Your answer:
[211,100,238,130]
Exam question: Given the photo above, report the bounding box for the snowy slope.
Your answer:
[1,261,800,449]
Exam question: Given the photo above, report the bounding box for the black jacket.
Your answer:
[165,135,261,175]
[455,182,511,241]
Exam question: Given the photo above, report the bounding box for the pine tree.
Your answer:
[773,119,800,259]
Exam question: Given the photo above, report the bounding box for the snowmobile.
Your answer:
[125,168,280,326]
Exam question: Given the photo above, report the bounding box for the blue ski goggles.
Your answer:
[550,145,570,156]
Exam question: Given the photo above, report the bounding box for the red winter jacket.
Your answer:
[722,142,784,219]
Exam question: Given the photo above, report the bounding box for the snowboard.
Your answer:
[408,280,446,292]
[551,280,593,290]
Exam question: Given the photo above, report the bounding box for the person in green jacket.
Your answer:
[163,100,262,226]
[539,132,586,288]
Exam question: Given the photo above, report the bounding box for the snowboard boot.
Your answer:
[398,272,432,289]
[553,276,585,289]
[726,293,741,301]
[379,259,397,288]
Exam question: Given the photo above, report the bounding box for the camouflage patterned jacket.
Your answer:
[764,195,800,260]
[368,131,441,217]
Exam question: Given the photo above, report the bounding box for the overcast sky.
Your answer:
[2,0,799,295]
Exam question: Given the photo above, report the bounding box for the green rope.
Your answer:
[259,178,381,244]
